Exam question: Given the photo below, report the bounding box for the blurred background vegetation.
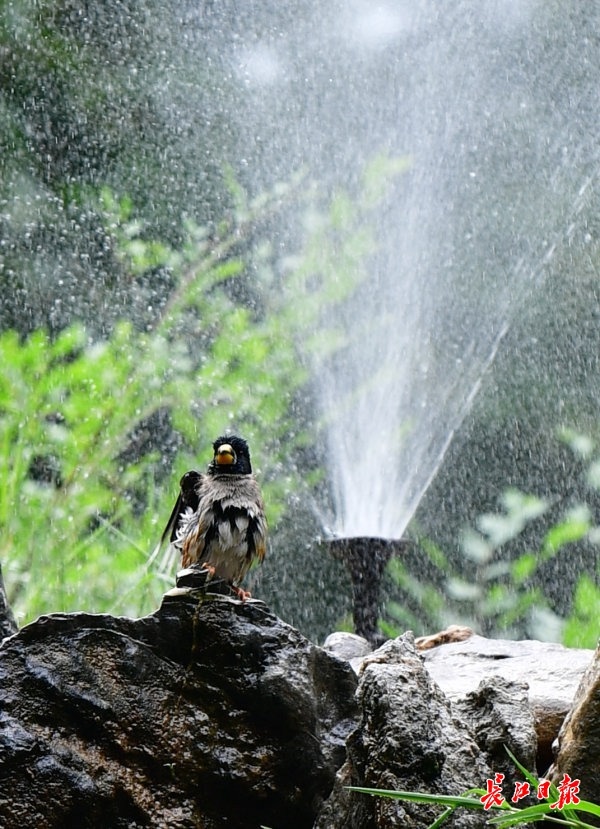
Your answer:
[1,0,600,647]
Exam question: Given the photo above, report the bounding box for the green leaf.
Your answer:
[511,552,537,583]
[585,460,600,489]
[501,489,549,522]
[477,490,548,548]
[346,787,493,810]
[542,505,591,559]
[445,578,483,601]
[563,575,600,648]
[461,529,494,564]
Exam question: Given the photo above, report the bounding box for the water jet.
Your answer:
[327,536,410,643]
[212,3,600,638]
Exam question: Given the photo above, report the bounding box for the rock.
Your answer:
[0,563,17,641]
[322,631,372,660]
[316,630,595,828]
[2,592,593,829]
[420,633,594,762]
[415,625,475,651]
[315,634,495,829]
[0,593,358,829]
[323,631,373,672]
[549,639,600,807]
[454,677,537,780]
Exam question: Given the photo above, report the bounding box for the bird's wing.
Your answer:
[147,470,202,569]
[248,499,268,564]
[253,519,267,563]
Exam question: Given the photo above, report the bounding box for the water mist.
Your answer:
[219,2,599,543]
[192,1,600,636]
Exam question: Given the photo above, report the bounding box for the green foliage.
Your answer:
[3,316,301,624]
[348,785,600,827]
[0,323,170,622]
[2,159,400,626]
[383,554,450,636]
[0,0,241,338]
[563,576,600,648]
[384,435,600,647]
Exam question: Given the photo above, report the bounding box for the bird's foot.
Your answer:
[233,585,252,602]
[200,563,216,579]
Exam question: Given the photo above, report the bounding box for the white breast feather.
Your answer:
[176,474,265,583]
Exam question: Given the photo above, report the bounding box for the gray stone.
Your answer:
[421,633,594,759]
[315,633,493,829]
[454,677,537,780]
[2,595,594,829]
[323,630,373,672]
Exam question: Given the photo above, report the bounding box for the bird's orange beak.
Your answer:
[215,444,236,465]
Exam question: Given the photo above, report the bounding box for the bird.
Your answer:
[155,435,267,599]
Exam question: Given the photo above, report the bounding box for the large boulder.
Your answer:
[0,593,358,829]
[421,632,593,764]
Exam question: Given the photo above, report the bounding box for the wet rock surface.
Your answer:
[325,629,593,766]
[316,634,497,829]
[2,603,595,829]
[0,564,17,640]
[0,594,358,829]
[421,633,594,763]
[549,639,600,809]
[453,677,537,781]
[318,630,595,828]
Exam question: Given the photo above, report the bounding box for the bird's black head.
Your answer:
[208,435,253,475]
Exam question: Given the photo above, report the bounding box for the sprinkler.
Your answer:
[327,536,409,644]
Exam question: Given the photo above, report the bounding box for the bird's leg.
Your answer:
[232,585,251,601]
[200,563,216,579]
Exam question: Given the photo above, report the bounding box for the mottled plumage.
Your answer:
[157,436,267,595]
